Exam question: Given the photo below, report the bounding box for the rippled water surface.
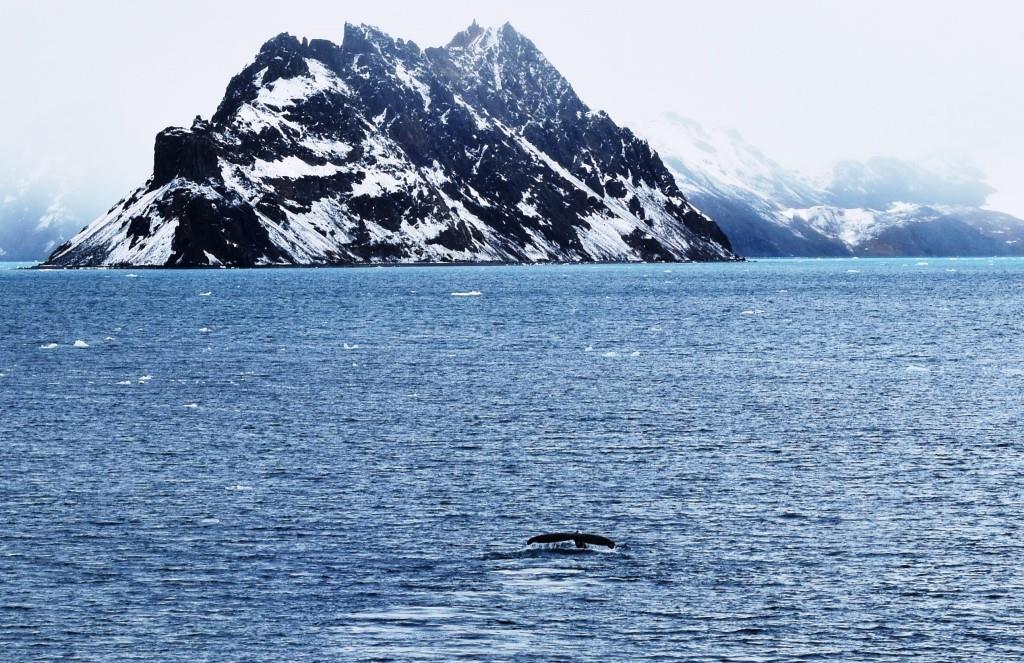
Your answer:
[2,258,1023,661]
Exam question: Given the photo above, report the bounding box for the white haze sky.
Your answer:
[2,0,1022,216]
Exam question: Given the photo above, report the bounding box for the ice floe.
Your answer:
[73,340,89,348]
[198,291,212,297]
[451,291,482,296]
[39,342,59,349]
[138,375,153,383]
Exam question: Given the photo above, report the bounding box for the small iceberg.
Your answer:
[198,291,212,297]
[343,343,359,350]
[199,327,211,333]
[183,402,199,409]
[138,375,153,383]
[73,340,89,348]
[451,291,482,297]
[39,342,59,350]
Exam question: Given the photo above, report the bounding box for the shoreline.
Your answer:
[27,256,746,271]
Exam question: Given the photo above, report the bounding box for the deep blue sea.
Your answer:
[2,258,1023,661]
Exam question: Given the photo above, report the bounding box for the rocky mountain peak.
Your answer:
[44,23,736,268]
[446,20,485,49]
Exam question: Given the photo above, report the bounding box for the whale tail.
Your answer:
[527,532,615,549]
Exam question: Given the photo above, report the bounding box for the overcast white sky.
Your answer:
[2,0,1022,215]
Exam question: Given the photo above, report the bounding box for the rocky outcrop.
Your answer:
[44,23,736,267]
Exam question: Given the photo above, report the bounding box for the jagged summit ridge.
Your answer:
[44,22,736,267]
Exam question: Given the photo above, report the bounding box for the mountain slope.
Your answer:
[636,114,849,256]
[44,23,735,268]
[0,177,83,262]
[638,113,1024,257]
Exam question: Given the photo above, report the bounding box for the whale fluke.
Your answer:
[527,532,615,549]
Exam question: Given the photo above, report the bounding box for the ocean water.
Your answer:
[1,258,1023,661]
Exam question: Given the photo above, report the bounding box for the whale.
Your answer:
[527,532,615,549]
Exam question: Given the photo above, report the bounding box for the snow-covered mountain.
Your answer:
[637,113,1024,257]
[44,23,735,268]
[0,177,83,262]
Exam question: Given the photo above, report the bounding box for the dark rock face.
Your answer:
[44,23,736,267]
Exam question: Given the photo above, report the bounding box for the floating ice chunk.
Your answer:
[741,309,765,315]
[116,380,132,385]
[198,291,212,297]
[138,375,153,383]
[630,351,641,357]
[73,340,89,348]
[226,484,252,491]
[104,336,115,341]
[199,327,211,333]
[584,345,593,352]
[343,343,359,350]
[39,342,59,349]
[602,351,619,358]
[846,269,860,273]
[126,274,138,278]
[451,291,482,297]
[183,402,199,409]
